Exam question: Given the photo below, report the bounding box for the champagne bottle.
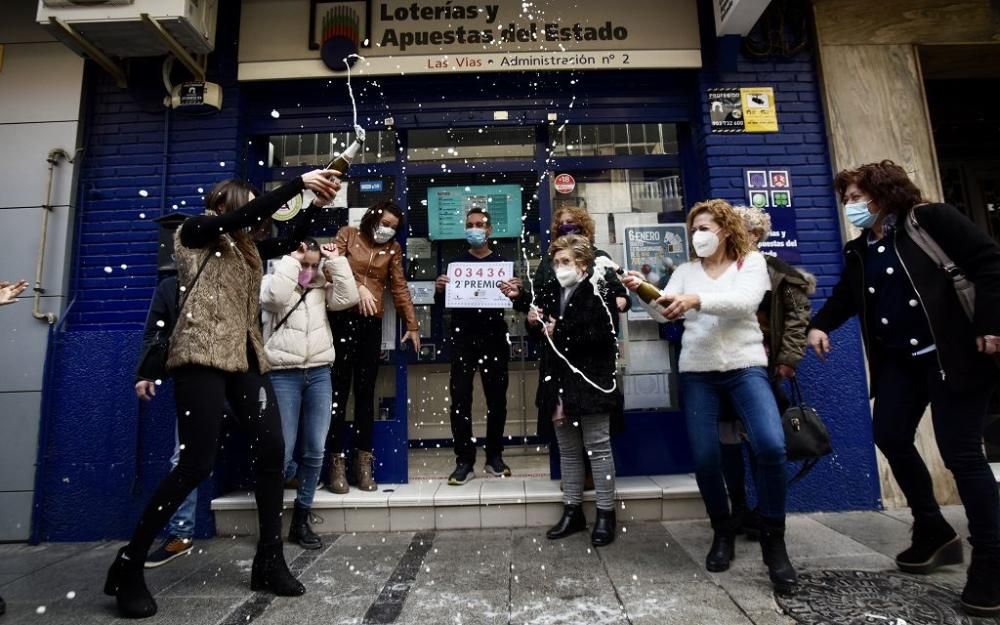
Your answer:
[612,267,662,304]
[324,135,364,177]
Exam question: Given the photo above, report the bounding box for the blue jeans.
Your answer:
[680,367,786,521]
[167,423,198,539]
[270,366,333,509]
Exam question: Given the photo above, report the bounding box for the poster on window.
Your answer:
[427,184,522,240]
[623,224,689,320]
[444,261,514,309]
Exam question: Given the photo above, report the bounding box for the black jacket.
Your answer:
[528,275,623,439]
[135,275,179,382]
[810,203,1000,395]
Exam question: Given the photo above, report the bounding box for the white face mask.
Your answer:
[555,265,582,287]
[373,226,396,244]
[692,230,721,258]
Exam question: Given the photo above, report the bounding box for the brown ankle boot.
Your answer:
[355,450,378,492]
[327,453,349,494]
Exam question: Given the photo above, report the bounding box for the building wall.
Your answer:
[33,0,246,542]
[811,0,999,508]
[0,0,84,541]
[33,2,880,540]
[695,43,880,511]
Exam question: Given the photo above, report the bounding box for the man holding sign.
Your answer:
[435,208,522,485]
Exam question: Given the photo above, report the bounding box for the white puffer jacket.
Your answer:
[261,254,359,370]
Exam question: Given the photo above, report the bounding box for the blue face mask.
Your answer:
[465,227,487,247]
[845,200,877,229]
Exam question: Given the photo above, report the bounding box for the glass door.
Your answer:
[400,126,547,479]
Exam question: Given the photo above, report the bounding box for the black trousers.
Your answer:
[449,338,509,464]
[328,311,383,454]
[126,350,285,557]
[872,351,1000,554]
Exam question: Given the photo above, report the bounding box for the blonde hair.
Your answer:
[733,204,771,243]
[549,234,595,267]
[550,206,596,244]
[687,199,754,260]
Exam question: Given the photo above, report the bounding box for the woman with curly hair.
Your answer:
[623,199,797,594]
[808,160,1000,616]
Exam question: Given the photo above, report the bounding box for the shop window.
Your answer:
[548,167,685,412]
[267,129,397,168]
[550,123,679,157]
[407,127,535,162]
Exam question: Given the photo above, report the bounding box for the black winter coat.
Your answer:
[135,275,179,382]
[529,276,623,439]
[810,203,1000,395]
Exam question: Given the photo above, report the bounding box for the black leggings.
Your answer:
[125,356,285,558]
[872,352,1000,554]
[328,311,383,454]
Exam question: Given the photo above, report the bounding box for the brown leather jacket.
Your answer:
[335,226,418,332]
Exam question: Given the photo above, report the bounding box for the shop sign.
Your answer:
[359,179,384,192]
[745,168,800,262]
[708,86,778,133]
[554,173,576,194]
[444,261,514,309]
[238,0,701,80]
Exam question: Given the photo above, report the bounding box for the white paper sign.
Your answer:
[444,261,514,309]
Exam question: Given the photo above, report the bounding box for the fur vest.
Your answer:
[166,226,269,374]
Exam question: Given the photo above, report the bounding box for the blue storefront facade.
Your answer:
[31,0,880,542]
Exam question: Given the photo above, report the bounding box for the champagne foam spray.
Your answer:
[343,54,367,140]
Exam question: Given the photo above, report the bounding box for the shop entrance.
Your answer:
[254,119,696,483]
[923,61,1000,459]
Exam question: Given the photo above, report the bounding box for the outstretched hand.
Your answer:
[0,280,29,305]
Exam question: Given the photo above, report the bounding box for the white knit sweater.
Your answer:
[641,251,769,373]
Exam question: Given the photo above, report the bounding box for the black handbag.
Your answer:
[136,253,211,381]
[781,377,833,483]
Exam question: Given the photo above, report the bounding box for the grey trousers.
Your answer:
[555,412,616,511]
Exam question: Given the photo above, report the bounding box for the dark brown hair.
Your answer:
[466,207,491,227]
[205,179,262,261]
[359,200,405,244]
[833,160,925,218]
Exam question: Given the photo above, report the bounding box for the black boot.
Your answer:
[707,517,738,572]
[104,546,157,619]
[546,504,586,540]
[591,508,617,547]
[961,551,1000,617]
[288,504,323,550]
[895,513,962,574]
[759,516,797,595]
[250,541,306,596]
[739,507,762,540]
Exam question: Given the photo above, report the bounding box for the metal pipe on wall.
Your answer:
[32,149,71,325]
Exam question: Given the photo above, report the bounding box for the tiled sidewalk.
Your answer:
[1,506,996,625]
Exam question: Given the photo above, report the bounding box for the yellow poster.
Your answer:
[740,87,778,132]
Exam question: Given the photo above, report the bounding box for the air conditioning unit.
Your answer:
[37,0,218,58]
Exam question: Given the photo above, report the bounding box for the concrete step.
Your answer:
[211,474,704,535]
